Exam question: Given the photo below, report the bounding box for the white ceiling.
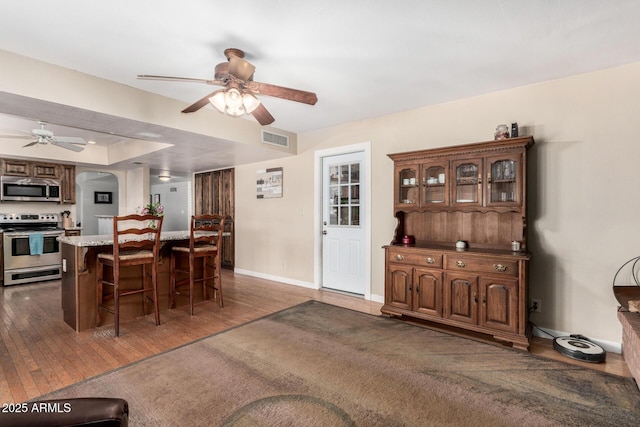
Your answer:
[1,0,640,175]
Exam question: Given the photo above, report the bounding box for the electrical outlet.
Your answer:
[531,298,542,313]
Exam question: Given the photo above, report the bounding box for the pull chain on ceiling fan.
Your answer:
[138,48,318,126]
[0,121,87,152]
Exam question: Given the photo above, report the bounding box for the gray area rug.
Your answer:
[38,301,640,426]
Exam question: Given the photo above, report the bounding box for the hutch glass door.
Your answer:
[422,164,447,204]
[488,158,517,204]
[397,166,418,205]
[453,161,481,205]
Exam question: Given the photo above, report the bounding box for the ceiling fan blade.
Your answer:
[228,56,255,81]
[137,75,225,86]
[251,104,275,126]
[54,136,86,145]
[248,81,318,105]
[181,90,220,113]
[51,140,84,152]
[23,139,40,147]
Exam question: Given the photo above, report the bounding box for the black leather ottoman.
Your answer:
[0,397,128,427]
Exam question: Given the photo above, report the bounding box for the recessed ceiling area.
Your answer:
[0,92,295,174]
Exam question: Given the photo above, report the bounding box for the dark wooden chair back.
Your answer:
[189,214,225,251]
[112,214,164,261]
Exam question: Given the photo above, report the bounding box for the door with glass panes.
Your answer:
[322,151,365,294]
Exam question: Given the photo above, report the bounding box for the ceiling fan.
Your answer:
[138,48,318,126]
[0,121,87,152]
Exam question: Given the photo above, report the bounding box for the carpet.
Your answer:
[37,301,640,426]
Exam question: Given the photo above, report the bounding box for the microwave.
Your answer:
[0,176,61,202]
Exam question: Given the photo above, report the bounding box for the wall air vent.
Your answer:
[261,130,289,148]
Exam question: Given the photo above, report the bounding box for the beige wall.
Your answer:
[236,61,640,348]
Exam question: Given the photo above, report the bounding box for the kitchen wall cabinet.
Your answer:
[1,159,31,176]
[194,168,234,268]
[60,164,76,204]
[1,158,76,204]
[33,162,61,179]
[383,137,534,350]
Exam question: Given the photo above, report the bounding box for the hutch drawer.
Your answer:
[445,255,518,277]
[387,248,443,268]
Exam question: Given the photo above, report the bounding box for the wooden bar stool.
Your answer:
[170,214,225,315]
[96,214,164,337]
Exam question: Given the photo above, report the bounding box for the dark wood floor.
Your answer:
[0,270,631,403]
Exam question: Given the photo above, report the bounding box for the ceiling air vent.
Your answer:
[262,130,289,148]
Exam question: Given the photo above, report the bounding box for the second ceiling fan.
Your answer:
[138,48,318,126]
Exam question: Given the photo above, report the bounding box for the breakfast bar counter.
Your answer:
[59,231,215,332]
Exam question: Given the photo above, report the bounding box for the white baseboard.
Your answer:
[233,268,385,303]
[233,268,317,289]
[370,294,385,304]
[532,326,622,354]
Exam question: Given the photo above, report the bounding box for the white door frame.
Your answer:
[314,142,372,300]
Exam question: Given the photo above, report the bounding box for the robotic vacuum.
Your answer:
[553,335,606,363]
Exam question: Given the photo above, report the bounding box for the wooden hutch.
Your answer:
[382,136,534,350]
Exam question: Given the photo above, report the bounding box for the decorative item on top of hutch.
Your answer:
[382,136,534,350]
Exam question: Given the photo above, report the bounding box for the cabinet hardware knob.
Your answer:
[456,260,466,268]
[493,264,507,272]
[395,254,404,261]
[473,292,477,304]
[482,296,486,307]
[425,257,435,264]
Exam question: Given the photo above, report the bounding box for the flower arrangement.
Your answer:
[138,201,164,229]
[139,201,164,217]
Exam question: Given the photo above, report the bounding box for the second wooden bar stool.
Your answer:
[170,214,225,315]
[96,214,164,337]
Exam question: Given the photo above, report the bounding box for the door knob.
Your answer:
[322,230,327,235]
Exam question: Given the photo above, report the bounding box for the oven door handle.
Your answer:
[3,232,64,238]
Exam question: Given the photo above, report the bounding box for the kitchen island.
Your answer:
[59,231,220,332]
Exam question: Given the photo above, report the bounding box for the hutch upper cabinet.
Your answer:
[383,136,534,350]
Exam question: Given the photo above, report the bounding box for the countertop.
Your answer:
[60,230,193,247]
[58,230,227,247]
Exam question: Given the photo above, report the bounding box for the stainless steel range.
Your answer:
[0,213,64,286]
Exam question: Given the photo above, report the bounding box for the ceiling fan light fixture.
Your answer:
[242,91,261,113]
[224,88,246,116]
[209,90,227,113]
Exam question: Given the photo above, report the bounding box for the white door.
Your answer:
[322,151,366,294]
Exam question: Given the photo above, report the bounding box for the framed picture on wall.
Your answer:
[94,191,113,204]
[153,194,161,204]
[256,167,283,199]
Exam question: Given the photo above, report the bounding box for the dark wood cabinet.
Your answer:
[33,162,60,179]
[194,168,234,268]
[60,164,76,204]
[382,137,533,350]
[1,159,31,176]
